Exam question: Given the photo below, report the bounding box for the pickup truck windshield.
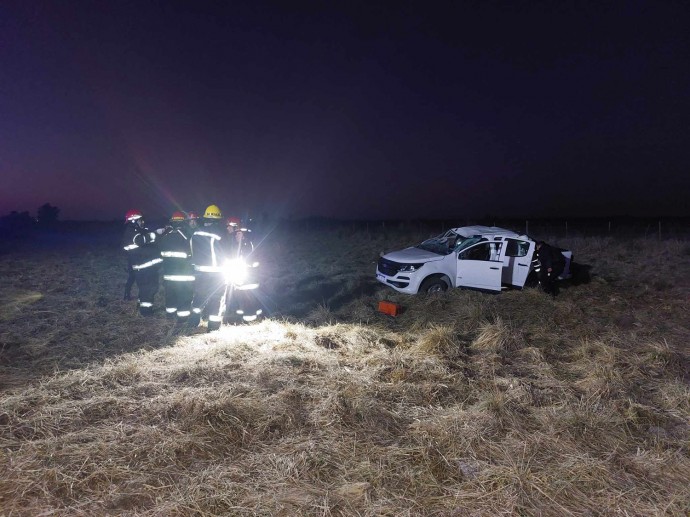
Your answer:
[416,231,454,255]
[415,231,471,255]
[416,232,486,255]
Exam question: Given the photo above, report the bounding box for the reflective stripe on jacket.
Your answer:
[191,223,229,272]
[159,227,193,276]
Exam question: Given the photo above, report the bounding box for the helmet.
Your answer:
[227,216,241,227]
[125,209,143,222]
[204,204,222,219]
[170,211,186,222]
[187,211,199,220]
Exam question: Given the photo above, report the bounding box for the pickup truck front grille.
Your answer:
[378,258,401,276]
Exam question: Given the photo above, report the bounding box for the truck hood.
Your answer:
[383,247,446,263]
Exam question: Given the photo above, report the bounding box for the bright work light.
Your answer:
[224,258,248,286]
[223,258,261,289]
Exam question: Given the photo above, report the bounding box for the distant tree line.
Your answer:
[0,203,60,239]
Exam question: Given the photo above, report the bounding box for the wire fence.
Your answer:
[286,217,690,241]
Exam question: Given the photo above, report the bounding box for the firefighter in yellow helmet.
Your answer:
[189,204,231,331]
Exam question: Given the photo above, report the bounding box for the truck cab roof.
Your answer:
[451,225,526,240]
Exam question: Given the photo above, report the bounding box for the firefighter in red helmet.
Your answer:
[224,216,262,323]
[227,216,241,229]
[158,211,195,323]
[121,209,161,315]
[225,216,241,252]
[187,211,200,231]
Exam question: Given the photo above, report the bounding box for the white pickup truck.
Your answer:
[376,225,572,294]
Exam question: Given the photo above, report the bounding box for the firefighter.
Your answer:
[122,210,162,315]
[226,216,240,233]
[122,209,143,300]
[224,216,262,323]
[534,241,565,296]
[190,204,231,331]
[226,216,254,257]
[187,211,200,231]
[226,216,242,256]
[158,211,195,323]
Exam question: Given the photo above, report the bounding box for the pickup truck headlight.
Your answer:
[399,263,424,272]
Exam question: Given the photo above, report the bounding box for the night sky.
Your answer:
[1,1,689,221]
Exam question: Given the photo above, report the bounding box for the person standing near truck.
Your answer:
[534,241,565,296]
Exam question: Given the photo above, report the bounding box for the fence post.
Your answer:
[608,221,611,234]
[658,220,661,241]
[565,220,568,238]
[525,220,529,235]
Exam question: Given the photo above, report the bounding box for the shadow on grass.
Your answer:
[0,294,211,390]
[277,275,382,318]
[329,277,382,311]
[569,263,593,286]
[295,274,327,289]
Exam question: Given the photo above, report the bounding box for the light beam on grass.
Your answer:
[173,320,332,358]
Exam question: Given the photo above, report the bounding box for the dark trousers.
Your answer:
[136,267,160,315]
[125,261,136,299]
[227,287,263,322]
[164,278,194,320]
[191,272,227,328]
[539,264,564,295]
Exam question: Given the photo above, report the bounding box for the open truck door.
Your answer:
[501,238,534,288]
[456,241,504,291]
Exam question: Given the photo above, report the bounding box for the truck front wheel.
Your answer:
[419,277,448,294]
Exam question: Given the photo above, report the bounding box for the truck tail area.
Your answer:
[559,251,573,279]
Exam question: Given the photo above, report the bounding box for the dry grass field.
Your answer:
[1,225,689,516]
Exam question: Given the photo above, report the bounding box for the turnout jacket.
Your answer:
[228,229,255,258]
[122,222,162,270]
[534,243,565,272]
[191,222,231,273]
[158,226,194,280]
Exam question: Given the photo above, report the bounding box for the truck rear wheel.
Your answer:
[419,277,448,294]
